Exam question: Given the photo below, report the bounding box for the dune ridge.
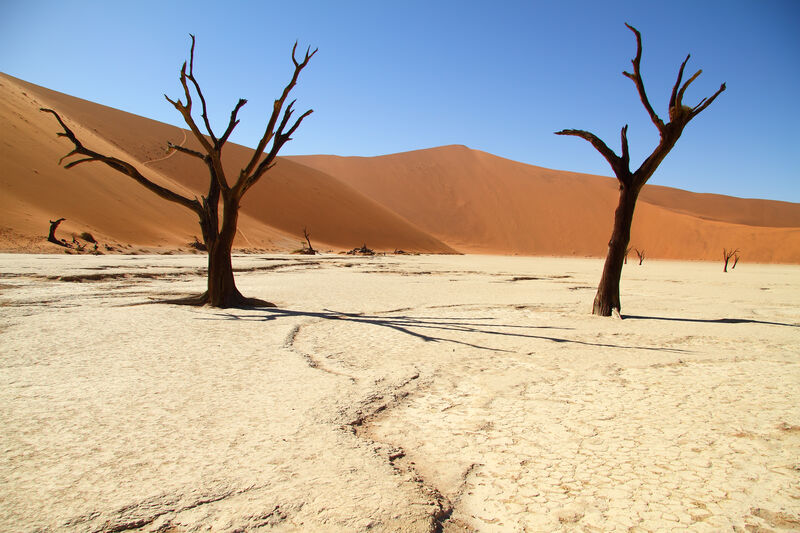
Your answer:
[2,72,799,262]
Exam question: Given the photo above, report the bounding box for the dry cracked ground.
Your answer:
[0,253,798,532]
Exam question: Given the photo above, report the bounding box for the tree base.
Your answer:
[164,291,276,308]
[592,304,616,317]
[592,293,621,318]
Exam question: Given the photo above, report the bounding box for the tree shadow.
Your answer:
[200,307,690,353]
[623,315,798,328]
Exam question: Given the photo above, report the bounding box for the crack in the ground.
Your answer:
[339,370,470,532]
[63,485,268,533]
[283,321,359,381]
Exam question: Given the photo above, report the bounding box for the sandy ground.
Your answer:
[1,253,798,532]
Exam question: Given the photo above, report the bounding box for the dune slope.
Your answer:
[2,73,798,262]
[0,73,454,254]
[290,147,800,262]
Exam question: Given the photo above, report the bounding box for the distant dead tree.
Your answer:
[300,226,316,255]
[42,36,316,307]
[47,217,67,246]
[635,248,645,265]
[303,226,315,254]
[624,246,632,264]
[732,252,740,269]
[723,248,739,272]
[556,23,725,316]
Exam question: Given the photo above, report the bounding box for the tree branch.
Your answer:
[283,108,314,142]
[669,54,691,111]
[241,42,317,180]
[41,108,202,216]
[620,124,630,170]
[555,128,631,184]
[165,36,229,192]
[164,90,214,155]
[676,69,703,108]
[167,142,207,160]
[622,23,664,131]
[690,83,726,118]
[219,98,248,146]
[185,34,218,145]
[247,105,314,192]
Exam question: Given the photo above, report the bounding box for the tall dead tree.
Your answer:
[556,24,725,316]
[43,36,316,307]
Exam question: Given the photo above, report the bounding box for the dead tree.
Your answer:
[635,248,645,265]
[556,24,725,316]
[732,252,740,270]
[48,217,67,246]
[723,248,739,272]
[624,246,632,264]
[42,36,316,307]
[302,226,316,254]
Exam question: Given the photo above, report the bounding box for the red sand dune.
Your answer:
[2,73,799,262]
[289,148,800,262]
[0,74,452,254]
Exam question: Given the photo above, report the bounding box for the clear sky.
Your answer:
[2,0,798,202]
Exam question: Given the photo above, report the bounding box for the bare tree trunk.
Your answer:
[48,218,67,246]
[593,186,638,316]
[204,197,274,308]
[206,239,241,307]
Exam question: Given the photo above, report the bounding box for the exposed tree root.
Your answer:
[156,291,276,308]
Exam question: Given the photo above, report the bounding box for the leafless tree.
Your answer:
[301,226,316,255]
[42,36,316,307]
[48,217,67,246]
[635,248,645,265]
[723,248,739,272]
[732,252,740,270]
[556,24,725,316]
[624,246,632,264]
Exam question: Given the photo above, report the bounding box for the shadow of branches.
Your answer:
[623,315,798,328]
[198,307,690,353]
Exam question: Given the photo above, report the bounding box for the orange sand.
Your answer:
[2,73,799,261]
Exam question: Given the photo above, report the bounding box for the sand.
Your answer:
[1,253,798,532]
[0,73,453,255]
[289,148,800,262]
[3,72,799,261]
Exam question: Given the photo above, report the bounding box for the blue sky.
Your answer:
[2,1,798,202]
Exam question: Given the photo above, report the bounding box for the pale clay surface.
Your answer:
[0,253,798,532]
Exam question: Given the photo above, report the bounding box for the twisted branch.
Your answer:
[622,23,664,131]
[41,108,202,216]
